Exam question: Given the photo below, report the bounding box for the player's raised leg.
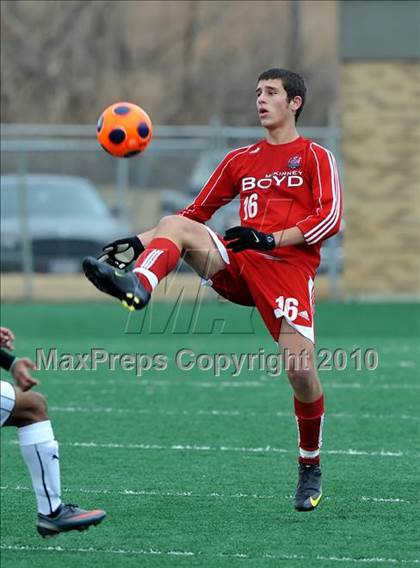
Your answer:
[278,320,324,511]
[83,215,226,310]
[3,385,106,537]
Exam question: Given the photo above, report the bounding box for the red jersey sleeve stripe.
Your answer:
[296,143,327,229]
[198,145,251,207]
[200,145,251,197]
[179,145,252,220]
[306,163,341,244]
[306,149,341,243]
[303,144,340,243]
[304,144,337,237]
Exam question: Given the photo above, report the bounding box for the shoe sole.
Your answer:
[82,257,143,311]
[37,516,105,538]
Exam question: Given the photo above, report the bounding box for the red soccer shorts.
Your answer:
[204,227,316,343]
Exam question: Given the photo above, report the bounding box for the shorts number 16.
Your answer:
[275,296,299,321]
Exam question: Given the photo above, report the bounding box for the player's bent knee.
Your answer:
[286,366,313,384]
[158,215,186,231]
[29,391,48,417]
[11,390,49,425]
[158,214,177,226]
[285,353,317,387]
[158,215,198,236]
[157,215,210,254]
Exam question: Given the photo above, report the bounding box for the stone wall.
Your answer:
[341,61,420,296]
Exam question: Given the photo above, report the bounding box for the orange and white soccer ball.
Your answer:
[96,102,153,158]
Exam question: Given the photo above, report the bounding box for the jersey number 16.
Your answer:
[243,193,258,220]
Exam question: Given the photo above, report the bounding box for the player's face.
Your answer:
[256,79,299,129]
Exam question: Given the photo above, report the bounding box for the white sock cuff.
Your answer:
[133,267,158,290]
[299,448,320,459]
[18,420,54,446]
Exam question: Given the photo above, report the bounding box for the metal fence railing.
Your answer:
[1,121,343,300]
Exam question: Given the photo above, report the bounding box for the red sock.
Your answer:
[133,237,181,293]
[294,394,324,465]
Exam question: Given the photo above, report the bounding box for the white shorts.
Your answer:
[1,381,16,427]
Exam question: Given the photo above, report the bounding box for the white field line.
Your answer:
[181,381,420,390]
[376,360,417,368]
[45,377,420,390]
[323,382,420,391]
[1,485,417,505]
[1,544,419,564]
[46,378,264,387]
[3,439,413,458]
[360,496,416,504]
[49,405,420,422]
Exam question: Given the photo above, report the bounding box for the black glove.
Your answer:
[97,236,144,269]
[224,226,276,252]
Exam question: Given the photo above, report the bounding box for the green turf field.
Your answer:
[1,301,419,567]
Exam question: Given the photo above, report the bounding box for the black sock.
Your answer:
[47,504,62,518]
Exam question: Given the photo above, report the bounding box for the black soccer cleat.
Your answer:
[37,503,106,538]
[82,256,150,311]
[294,463,323,512]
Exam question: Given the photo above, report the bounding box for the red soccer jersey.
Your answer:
[178,136,342,275]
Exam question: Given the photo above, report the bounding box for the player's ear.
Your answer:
[290,96,303,113]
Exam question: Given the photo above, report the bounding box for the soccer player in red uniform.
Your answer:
[83,68,342,511]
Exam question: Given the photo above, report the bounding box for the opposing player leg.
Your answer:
[278,320,324,512]
[3,385,106,537]
[83,215,227,310]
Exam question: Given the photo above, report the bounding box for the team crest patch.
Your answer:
[288,155,301,169]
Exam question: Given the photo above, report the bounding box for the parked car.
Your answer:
[0,174,132,273]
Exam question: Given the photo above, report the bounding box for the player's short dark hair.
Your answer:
[257,68,306,122]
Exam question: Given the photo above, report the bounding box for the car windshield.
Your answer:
[0,178,110,219]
